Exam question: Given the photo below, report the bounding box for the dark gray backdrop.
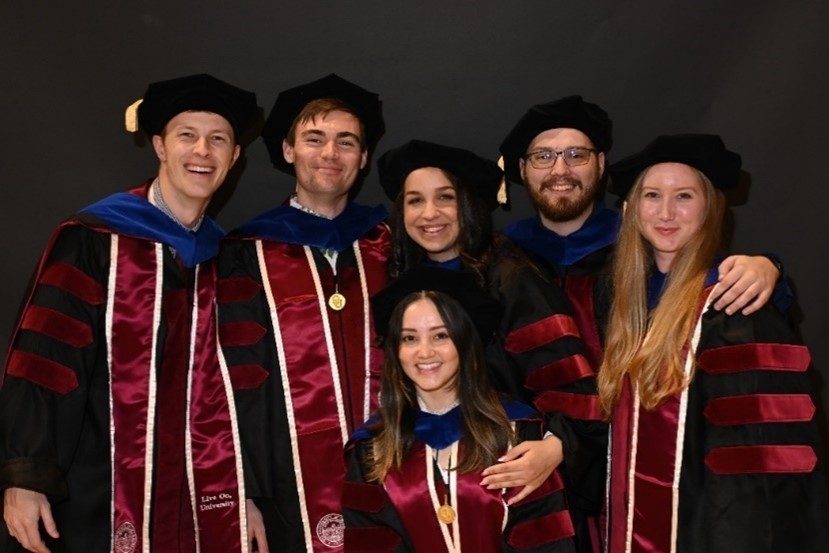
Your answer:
[2,2,827,406]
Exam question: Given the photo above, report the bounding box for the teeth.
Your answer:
[417,362,441,370]
[187,165,213,173]
[421,225,446,234]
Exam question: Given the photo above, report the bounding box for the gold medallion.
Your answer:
[328,292,346,311]
[437,503,456,524]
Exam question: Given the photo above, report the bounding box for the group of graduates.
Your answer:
[0,71,826,553]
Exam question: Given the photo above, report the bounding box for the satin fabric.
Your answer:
[259,232,388,552]
[109,236,245,551]
[383,443,507,553]
[110,235,159,547]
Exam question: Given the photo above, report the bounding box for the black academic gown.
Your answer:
[605,271,829,552]
[0,184,244,552]
[217,202,390,553]
[343,401,578,553]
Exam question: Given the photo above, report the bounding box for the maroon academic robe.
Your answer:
[218,210,390,553]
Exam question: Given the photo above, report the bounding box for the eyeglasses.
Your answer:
[522,147,597,169]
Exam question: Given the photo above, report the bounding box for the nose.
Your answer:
[421,199,439,219]
[193,137,210,157]
[320,140,339,160]
[548,154,570,176]
[416,341,435,358]
[658,198,675,221]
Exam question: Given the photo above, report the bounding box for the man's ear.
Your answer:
[282,139,294,164]
[152,135,166,162]
[231,145,241,166]
[518,158,526,182]
[360,150,367,170]
[597,151,606,177]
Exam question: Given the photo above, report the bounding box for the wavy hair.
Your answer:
[366,291,513,483]
[597,167,725,413]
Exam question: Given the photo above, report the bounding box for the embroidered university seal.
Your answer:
[316,513,344,548]
[114,521,138,553]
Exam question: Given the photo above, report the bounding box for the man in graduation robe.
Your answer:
[0,74,259,553]
[496,96,783,552]
[217,74,390,553]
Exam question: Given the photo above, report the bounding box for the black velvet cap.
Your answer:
[499,95,612,185]
[261,73,385,173]
[371,266,503,343]
[377,140,504,211]
[137,74,260,139]
[608,134,742,198]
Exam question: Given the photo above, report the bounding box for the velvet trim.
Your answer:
[504,469,564,506]
[216,275,262,304]
[507,510,575,549]
[343,526,401,552]
[563,275,603,367]
[534,390,603,421]
[232,202,388,252]
[40,261,105,305]
[20,305,94,348]
[704,394,815,425]
[705,445,817,474]
[524,354,593,390]
[502,207,620,268]
[341,480,389,513]
[697,343,811,374]
[228,364,269,390]
[80,186,225,268]
[6,350,79,395]
[218,321,267,347]
[504,314,580,354]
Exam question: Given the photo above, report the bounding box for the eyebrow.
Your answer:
[404,186,455,195]
[400,325,449,332]
[299,129,361,142]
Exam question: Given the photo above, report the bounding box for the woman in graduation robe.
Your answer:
[598,134,829,552]
[376,140,605,550]
[343,280,576,552]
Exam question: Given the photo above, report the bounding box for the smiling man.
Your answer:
[216,74,389,553]
[0,74,259,552]
[499,95,782,553]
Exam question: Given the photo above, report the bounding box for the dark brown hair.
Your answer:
[284,98,365,150]
[366,291,513,482]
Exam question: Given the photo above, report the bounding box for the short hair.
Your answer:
[284,98,366,150]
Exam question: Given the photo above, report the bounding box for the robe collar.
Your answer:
[80,185,224,267]
[503,203,620,268]
[422,256,462,271]
[350,399,535,449]
[231,201,387,252]
[414,399,536,449]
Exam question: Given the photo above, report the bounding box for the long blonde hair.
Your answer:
[597,167,725,413]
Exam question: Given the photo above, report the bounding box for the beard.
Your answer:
[528,175,600,222]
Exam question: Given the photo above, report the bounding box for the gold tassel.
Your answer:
[124,99,143,132]
[496,156,508,205]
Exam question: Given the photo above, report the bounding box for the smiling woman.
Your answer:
[342,273,578,552]
[376,139,607,551]
[599,134,829,552]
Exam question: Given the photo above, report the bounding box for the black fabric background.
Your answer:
[1,2,827,410]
